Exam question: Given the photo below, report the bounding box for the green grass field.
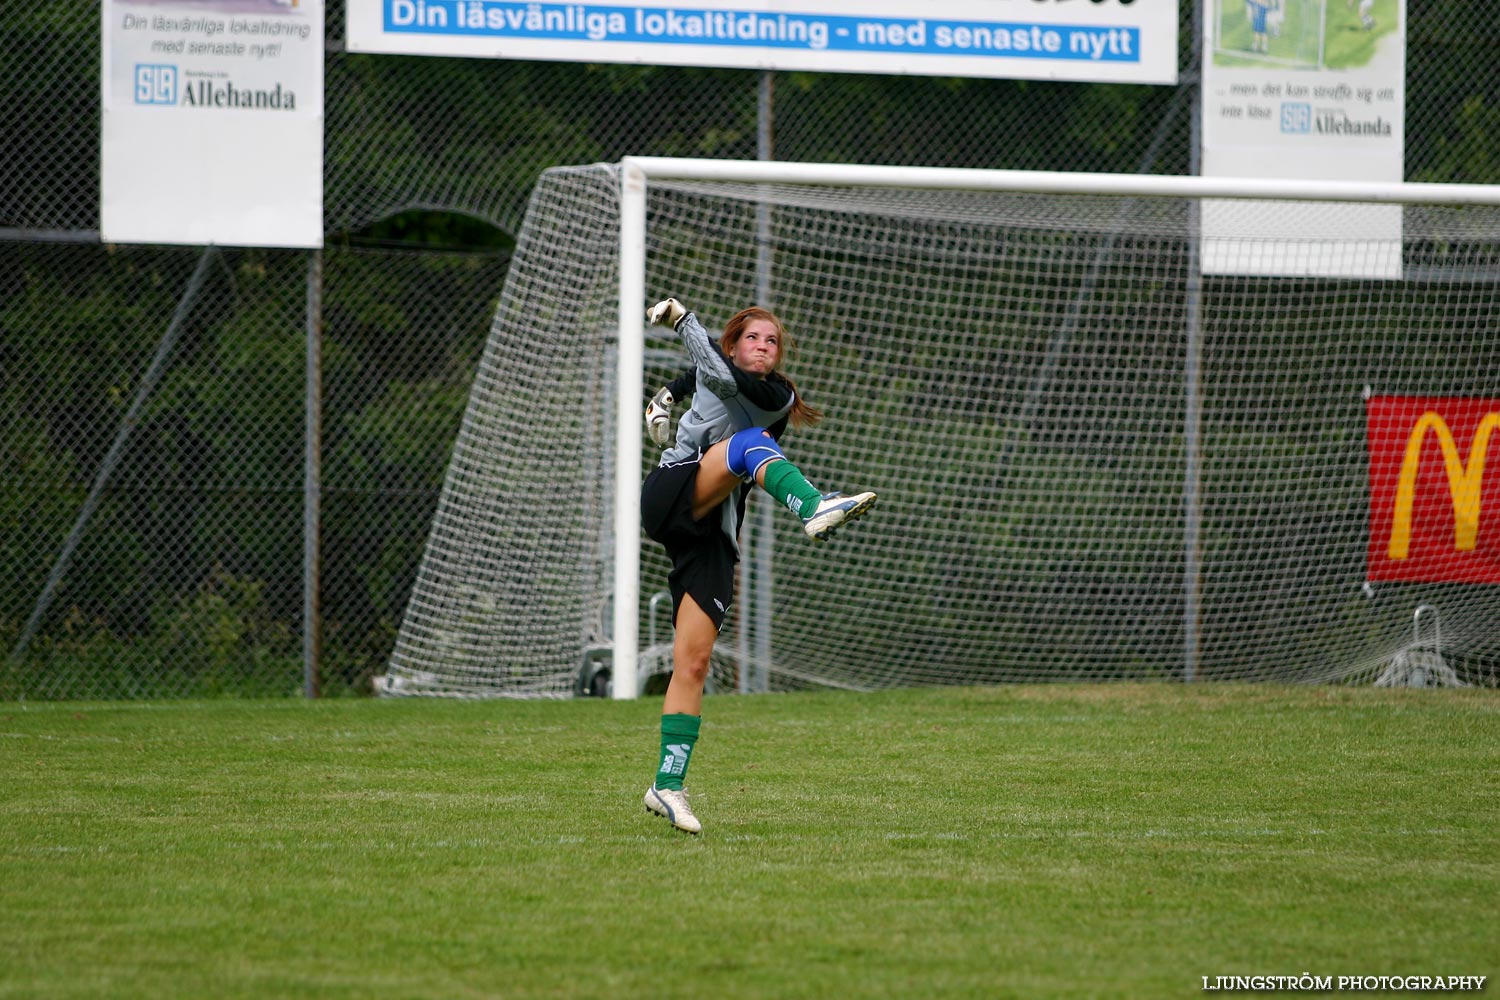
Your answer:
[3,685,1497,999]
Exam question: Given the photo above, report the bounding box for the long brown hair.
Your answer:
[720,306,823,428]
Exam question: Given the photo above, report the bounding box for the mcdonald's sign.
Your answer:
[1368,396,1500,584]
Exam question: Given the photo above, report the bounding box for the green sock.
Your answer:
[760,459,824,521]
[655,713,701,791]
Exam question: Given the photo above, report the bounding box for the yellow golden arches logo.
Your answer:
[1388,410,1500,560]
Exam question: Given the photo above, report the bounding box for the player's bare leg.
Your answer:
[664,596,714,718]
[646,596,713,834]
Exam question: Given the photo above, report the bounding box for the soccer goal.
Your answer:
[378,159,1500,699]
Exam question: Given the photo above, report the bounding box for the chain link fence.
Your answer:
[3,2,1497,697]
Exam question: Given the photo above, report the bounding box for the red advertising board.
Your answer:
[1368,395,1500,584]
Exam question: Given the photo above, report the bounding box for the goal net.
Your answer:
[380,160,1500,697]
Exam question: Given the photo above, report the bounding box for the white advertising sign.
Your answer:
[1200,0,1405,278]
[347,0,1177,84]
[101,0,325,248]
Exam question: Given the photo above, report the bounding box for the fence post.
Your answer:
[740,69,776,694]
[303,248,323,698]
[1183,0,1205,682]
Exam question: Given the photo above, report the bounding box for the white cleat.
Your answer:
[645,785,702,834]
[802,490,877,542]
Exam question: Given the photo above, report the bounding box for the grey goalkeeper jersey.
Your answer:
[656,311,797,553]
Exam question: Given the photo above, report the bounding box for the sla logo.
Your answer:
[134,64,177,105]
[1280,102,1311,134]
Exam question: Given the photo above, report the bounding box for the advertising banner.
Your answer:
[347,0,1178,84]
[1200,0,1405,278]
[1368,396,1500,585]
[101,0,325,248]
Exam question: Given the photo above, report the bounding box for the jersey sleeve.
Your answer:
[740,372,794,414]
[665,368,696,401]
[677,313,737,397]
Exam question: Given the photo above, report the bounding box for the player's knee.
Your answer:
[672,637,713,684]
[673,608,717,684]
[674,651,711,685]
[724,427,783,480]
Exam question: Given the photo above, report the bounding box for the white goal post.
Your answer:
[382,157,1500,700]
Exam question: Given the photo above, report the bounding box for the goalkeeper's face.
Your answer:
[725,317,782,378]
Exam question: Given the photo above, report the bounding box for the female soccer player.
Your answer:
[639,297,876,834]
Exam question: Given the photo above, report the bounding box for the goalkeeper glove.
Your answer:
[645,387,675,447]
[646,297,688,330]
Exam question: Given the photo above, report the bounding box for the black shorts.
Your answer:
[641,455,742,631]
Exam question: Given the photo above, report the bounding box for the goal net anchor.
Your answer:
[575,589,677,698]
[1374,605,1467,689]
